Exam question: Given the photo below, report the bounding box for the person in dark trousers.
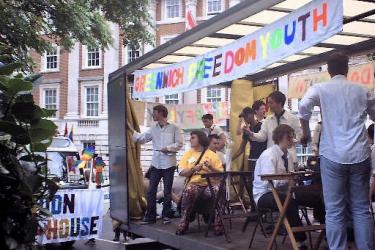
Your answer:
[299,52,375,250]
[127,105,184,224]
[232,107,267,210]
[253,124,325,250]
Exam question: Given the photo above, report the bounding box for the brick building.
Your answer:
[30,0,242,156]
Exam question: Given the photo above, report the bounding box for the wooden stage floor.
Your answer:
[128,217,327,250]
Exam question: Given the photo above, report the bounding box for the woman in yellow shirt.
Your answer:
[176,130,224,235]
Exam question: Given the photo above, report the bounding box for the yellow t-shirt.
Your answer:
[179,149,224,186]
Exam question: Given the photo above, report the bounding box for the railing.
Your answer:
[78,120,99,127]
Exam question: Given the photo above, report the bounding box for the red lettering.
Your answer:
[234,47,245,66]
[313,3,327,32]
[47,219,58,240]
[186,110,194,123]
[361,68,371,84]
[175,68,184,86]
[224,50,234,74]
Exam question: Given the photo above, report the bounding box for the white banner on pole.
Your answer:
[36,189,104,244]
[133,0,343,99]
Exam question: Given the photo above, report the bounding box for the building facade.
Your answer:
[31,0,242,157]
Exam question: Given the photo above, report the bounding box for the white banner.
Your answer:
[134,0,343,99]
[36,189,104,244]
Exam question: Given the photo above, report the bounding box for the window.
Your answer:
[166,0,180,18]
[165,94,179,104]
[42,46,60,72]
[85,86,99,117]
[83,141,95,150]
[87,47,100,67]
[44,89,57,118]
[207,87,222,103]
[207,0,223,15]
[127,44,141,64]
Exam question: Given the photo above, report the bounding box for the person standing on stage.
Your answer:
[127,104,184,224]
[248,91,301,166]
[299,52,375,250]
[202,113,226,152]
[252,100,266,123]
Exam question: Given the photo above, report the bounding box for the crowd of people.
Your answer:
[126,53,375,250]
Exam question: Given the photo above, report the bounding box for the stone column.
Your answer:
[65,42,80,119]
[103,22,120,117]
[144,0,156,54]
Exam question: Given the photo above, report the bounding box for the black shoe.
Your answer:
[113,235,120,242]
[140,219,156,225]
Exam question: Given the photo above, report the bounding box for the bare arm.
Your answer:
[236,118,244,136]
[232,139,248,160]
[300,119,311,146]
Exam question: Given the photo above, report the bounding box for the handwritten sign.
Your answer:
[36,189,103,244]
[288,62,375,98]
[144,102,230,129]
[133,0,343,99]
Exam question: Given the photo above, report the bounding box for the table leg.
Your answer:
[230,176,247,213]
[266,180,299,250]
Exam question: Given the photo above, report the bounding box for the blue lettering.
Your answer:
[204,57,213,78]
[284,21,296,45]
[51,195,62,215]
[156,72,163,89]
[80,217,90,236]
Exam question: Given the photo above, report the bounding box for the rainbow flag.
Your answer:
[81,145,95,161]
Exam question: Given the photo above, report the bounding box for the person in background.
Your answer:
[208,134,226,166]
[311,121,322,156]
[248,91,301,166]
[202,113,226,152]
[176,131,224,235]
[367,124,375,200]
[252,100,266,123]
[299,52,375,250]
[253,125,325,250]
[127,104,184,225]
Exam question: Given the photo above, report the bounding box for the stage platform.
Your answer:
[127,217,327,250]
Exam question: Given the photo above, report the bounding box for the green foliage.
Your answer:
[0,0,154,68]
[0,63,58,249]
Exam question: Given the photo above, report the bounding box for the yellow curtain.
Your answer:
[126,95,147,219]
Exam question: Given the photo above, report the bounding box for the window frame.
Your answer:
[80,82,102,118]
[202,86,225,103]
[206,0,224,16]
[41,45,60,72]
[164,93,180,104]
[126,44,142,64]
[39,83,60,119]
[164,0,182,19]
[82,45,102,69]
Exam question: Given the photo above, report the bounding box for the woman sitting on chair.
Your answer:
[176,130,224,235]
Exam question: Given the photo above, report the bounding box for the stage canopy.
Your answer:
[109,0,375,89]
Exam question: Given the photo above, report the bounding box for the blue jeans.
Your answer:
[320,156,374,250]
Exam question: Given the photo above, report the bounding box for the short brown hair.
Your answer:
[268,91,286,106]
[191,130,209,148]
[153,104,168,118]
[327,52,349,76]
[272,124,295,144]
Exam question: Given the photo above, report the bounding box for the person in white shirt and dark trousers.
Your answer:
[128,105,184,224]
[253,124,325,250]
[299,53,375,250]
[248,91,302,167]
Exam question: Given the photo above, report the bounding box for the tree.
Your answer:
[0,63,59,249]
[0,0,153,68]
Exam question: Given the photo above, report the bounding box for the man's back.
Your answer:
[301,75,371,164]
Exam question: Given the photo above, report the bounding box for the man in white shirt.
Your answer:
[299,53,375,250]
[202,113,226,152]
[253,124,325,250]
[249,91,301,165]
[208,134,226,166]
[128,105,184,224]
